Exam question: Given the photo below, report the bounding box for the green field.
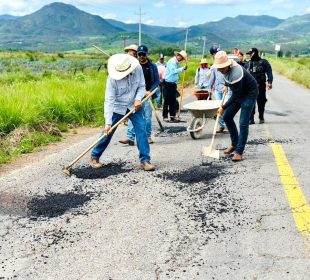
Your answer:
[0,51,107,163]
[268,56,310,89]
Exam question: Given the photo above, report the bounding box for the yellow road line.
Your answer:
[271,144,310,236]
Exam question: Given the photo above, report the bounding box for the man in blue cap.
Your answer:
[119,45,159,145]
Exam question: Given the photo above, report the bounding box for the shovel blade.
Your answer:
[201,146,220,159]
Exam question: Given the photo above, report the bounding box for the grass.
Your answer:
[267,56,310,89]
[0,52,106,164]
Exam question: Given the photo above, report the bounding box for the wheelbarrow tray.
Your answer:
[183,100,221,119]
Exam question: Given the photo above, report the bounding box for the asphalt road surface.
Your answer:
[0,73,310,279]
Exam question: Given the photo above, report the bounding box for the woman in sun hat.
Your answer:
[90,53,155,171]
[213,51,258,161]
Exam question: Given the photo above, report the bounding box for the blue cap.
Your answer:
[209,45,221,55]
[137,45,148,54]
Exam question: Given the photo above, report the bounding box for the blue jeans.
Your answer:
[215,89,232,129]
[156,84,163,107]
[222,97,256,155]
[127,101,152,141]
[91,109,150,163]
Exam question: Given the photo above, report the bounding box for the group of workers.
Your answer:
[89,43,273,170]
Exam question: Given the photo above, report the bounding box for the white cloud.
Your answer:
[145,19,155,25]
[182,0,248,3]
[177,21,187,27]
[154,1,166,8]
[124,19,137,24]
[102,13,117,19]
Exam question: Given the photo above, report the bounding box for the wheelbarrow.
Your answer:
[183,100,221,139]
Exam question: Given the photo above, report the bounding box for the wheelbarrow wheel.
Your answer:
[189,118,204,139]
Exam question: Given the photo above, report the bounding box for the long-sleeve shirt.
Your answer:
[208,66,226,93]
[222,64,258,110]
[195,67,210,88]
[164,56,185,83]
[104,65,145,125]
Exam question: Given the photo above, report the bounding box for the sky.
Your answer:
[0,0,309,27]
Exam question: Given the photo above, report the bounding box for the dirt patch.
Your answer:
[27,192,92,219]
[72,161,133,179]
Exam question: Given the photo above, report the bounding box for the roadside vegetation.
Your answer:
[268,56,310,89]
[0,51,107,164]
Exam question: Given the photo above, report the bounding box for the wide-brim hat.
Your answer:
[213,51,236,69]
[200,58,208,64]
[124,44,138,52]
[176,50,187,61]
[108,54,139,80]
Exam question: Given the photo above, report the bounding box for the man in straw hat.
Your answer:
[213,51,258,161]
[194,58,210,93]
[162,50,187,122]
[124,44,138,58]
[90,53,155,171]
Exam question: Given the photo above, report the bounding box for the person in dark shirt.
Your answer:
[245,47,273,124]
[119,45,159,145]
[214,51,258,161]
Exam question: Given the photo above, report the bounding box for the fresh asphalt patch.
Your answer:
[27,192,93,219]
[71,161,133,179]
[247,137,294,146]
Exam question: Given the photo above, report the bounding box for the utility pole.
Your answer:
[202,36,207,58]
[184,27,189,51]
[135,6,145,45]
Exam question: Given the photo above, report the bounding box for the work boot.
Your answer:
[90,156,103,169]
[231,153,242,162]
[140,161,155,171]
[216,127,224,133]
[170,116,180,123]
[249,119,255,125]
[259,118,265,124]
[224,146,236,154]
[148,138,154,144]
[119,139,135,146]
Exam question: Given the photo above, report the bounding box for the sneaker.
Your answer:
[148,138,154,144]
[216,127,224,133]
[119,139,135,146]
[90,156,103,169]
[140,161,155,171]
[259,119,265,124]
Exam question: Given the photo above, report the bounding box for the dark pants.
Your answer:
[223,97,257,155]
[250,84,267,121]
[163,82,177,118]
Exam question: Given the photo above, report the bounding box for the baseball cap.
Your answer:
[246,47,258,55]
[209,45,221,55]
[137,45,148,55]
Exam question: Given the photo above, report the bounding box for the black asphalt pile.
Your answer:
[157,164,227,186]
[72,161,133,179]
[27,192,92,219]
[247,137,294,146]
[155,126,188,137]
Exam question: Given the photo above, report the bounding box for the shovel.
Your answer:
[201,91,227,159]
[63,87,158,176]
[148,99,164,132]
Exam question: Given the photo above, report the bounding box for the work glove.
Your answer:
[134,100,142,111]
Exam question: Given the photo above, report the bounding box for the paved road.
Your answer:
[0,73,310,279]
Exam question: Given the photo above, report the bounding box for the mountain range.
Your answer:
[0,2,309,54]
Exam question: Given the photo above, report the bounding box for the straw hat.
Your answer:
[200,58,208,64]
[108,54,139,80]
[176,50,187,61]
[212,51,236,68]
[124,44,138,52]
